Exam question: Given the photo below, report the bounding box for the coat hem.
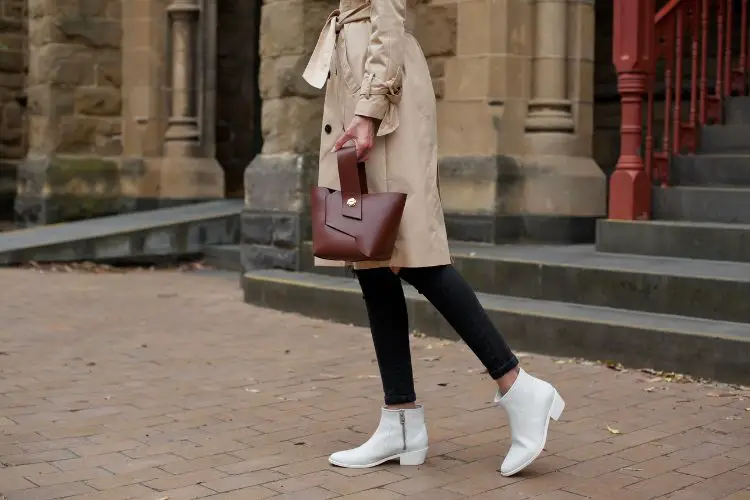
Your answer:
[313,254,453,269]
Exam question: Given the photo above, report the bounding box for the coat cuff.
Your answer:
[354,96,389,121]
[355,71,403,136]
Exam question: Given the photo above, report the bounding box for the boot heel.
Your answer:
[399,447,428,466]
[549,391,565,421]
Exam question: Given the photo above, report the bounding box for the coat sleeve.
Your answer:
[354,0,405,136]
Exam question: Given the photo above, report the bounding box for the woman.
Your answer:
[302,0,564,477]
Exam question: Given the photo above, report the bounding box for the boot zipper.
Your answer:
[399,410,406,451]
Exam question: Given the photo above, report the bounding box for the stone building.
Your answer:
[0,0,620,240]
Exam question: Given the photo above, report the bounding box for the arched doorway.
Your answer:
[215,1,262,198]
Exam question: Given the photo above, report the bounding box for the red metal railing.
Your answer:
[609,0,749,220]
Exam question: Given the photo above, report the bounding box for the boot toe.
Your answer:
[500,450,533,476]
[328,449,357,467]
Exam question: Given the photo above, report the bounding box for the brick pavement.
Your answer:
[1,268,749,499]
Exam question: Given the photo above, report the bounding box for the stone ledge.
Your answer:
[0,200,242,265]
[243,269,750,386]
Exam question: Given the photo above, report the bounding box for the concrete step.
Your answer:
[653,186,750,223]
[203,244,241,271]
[670,154,750,186]
[297,240,750,323]
[0,200,242,265]
[725,96,750,125]
[597,219,750,264]
[699,124,750,154]
[242,269,750,385]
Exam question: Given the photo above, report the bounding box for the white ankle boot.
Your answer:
[495,368,565,476]
[328,406,429,468]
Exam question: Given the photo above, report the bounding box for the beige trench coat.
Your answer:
[303,0,451,270]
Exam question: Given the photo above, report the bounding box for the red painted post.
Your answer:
[609,0,655,220]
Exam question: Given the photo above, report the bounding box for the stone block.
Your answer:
[243,153,318,213]
[14,154,126,226]
[241,153,318,271]
[437,101,495,156]
[415,3,457,57]
[261,97,323,154]
[0,47,24,73]
[444,56,490,100]
[30,43,96,86]
[74,86,121,116]
[154,157,225,200]
[241,243,299,271]
[95,58,122,87]
[57,17,121,49]
[259,54,322,100]
[259,0,334,59]
[26,84,75,118]
[241,212,300,249]
[457,0,489,56]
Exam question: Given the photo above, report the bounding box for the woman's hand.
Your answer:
[333,115,376,161]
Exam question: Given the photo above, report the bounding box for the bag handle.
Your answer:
[337,145,367,220]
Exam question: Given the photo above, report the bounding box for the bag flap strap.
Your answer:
[337,146,367,220]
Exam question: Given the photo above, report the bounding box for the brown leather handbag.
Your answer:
[311,146,407,262]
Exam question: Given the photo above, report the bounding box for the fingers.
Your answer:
[358,136,373,161]
[332,118,374,161]
[332,129,354,152]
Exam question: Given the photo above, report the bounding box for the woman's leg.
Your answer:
[398,264,565,477]
[328,267,428,469]
[398,265,520,393]
[355,267,416,408]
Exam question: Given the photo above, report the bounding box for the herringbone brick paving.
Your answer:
[1,268,749,499]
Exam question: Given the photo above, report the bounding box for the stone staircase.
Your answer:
[211,97,750,385]
[598,96,750,262]
[220,235,750,385]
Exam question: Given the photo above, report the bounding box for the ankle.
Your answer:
[385,403,418,410]
[495,366,521,395]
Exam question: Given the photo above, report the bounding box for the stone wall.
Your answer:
[0,0,27,221]
[26,0,122,156]
[414,0,457,101]
[15,0,123,225]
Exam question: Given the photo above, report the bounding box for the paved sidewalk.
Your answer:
[1,268,749,500]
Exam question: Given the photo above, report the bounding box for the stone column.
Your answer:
[524,0,574,136]
[433,0,604,243]
[241,0,336,272]
[14,0,124,226]
[119,0,223,209]
[156,0,224,206]
[517,0,606,242]
[163,0,201,157]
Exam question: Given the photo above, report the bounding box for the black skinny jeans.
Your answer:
[355,265,519,405]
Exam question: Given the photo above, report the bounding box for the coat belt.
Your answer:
[302,1,403,136]
[302,3,371,90]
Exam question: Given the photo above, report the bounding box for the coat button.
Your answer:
[324,124,332,134]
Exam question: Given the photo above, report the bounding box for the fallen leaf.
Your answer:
[605,361,625,371]
[606,425,621,435]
